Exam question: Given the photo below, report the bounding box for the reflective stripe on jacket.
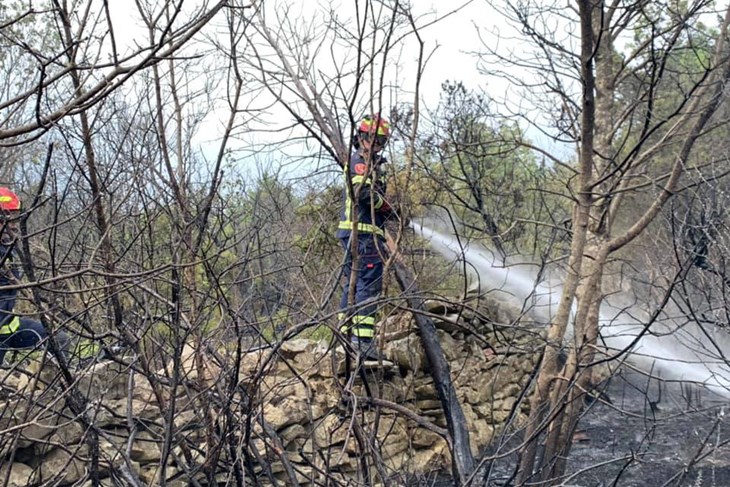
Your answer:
[0,316,20,335]
[335,152,388,239]
[0,244,22,335]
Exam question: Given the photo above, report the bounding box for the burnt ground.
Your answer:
[487,371,730,487]
[562,370,730,487]
[467,369,730,487]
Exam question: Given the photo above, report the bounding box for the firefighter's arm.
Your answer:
[0,246,18,332]
[351,165,387,211]
[378,186,409,226]
[351,156,397,216]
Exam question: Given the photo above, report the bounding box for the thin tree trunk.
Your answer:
[520,2,730,484]
[515,1,598,483]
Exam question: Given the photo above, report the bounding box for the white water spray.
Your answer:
[415,223,730,398]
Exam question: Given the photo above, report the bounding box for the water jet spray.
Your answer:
[414,222,730,398]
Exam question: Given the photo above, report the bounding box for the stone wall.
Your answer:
[0,297,543,486]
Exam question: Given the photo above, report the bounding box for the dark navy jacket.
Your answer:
[336,151,390,239]
[0,244,20,332]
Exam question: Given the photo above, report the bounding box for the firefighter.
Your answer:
[336,114,396,361]
[0,188,69,366]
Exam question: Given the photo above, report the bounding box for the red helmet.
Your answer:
[0,188,21,211]
[357,114,391,145]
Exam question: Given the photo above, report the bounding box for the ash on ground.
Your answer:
[478,369,730,487]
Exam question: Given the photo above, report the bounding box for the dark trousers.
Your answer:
[339,235,385,339]
[0,318,50,364]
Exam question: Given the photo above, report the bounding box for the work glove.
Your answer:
[378,198,398,220]
[378,199,393,216]
[380,200,411,228]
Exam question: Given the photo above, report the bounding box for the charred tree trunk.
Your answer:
[385,234,475,485]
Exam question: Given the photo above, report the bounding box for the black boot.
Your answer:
[350,336,383,363]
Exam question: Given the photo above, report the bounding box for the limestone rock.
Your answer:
[471,419,495,451]
[129,432,162,463]
[0,462,35,487]
[384,334,424,371]
[94,398,160,427]
[414,380,437,400]
[411,427,443,448]
[380,312,416,337]
[0,393,67,454]
[261,376,309,405]
[172,408,198,431]
[76,359,130,401]
[30,420,83,454]
[131,376,159,403]
[0,298,548,486]
[279,338,318,359]
[411,438,450,472]
[40,444,89,484]
[79,479,116,487]
[179,344,222,387]
[433,330,457,362]
[263,397,309,431]
[239,349,266,378]
[279,423,307,443]
[293,342,332,374]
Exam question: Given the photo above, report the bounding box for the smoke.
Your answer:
[413,220,730,397]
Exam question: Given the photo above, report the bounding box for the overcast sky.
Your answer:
[102,0,570,176]
[106,1,499,109]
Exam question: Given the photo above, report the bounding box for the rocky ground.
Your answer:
[475,369,730,487]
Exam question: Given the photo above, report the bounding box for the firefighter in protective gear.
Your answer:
[0,188,69,365]
[336,115,396,361]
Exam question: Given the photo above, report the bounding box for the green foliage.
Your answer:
[292,185,340,254]
[301,325,334,341]
[625,4,717,126]
[610,6,728,244]
[415,81,572,259]
[74,339,101,360]
[0,1,62,94]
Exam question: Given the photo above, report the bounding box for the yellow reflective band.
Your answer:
[0,196,12,203]
[337,221,384,236]
[351,175,372,185]
[346,165,384,210]
[352,327,375,338]
[340,164,383,236]
[352,315,376,325]
[345,194,351,222]
[340,317,376,331]
[0,316,20,335]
